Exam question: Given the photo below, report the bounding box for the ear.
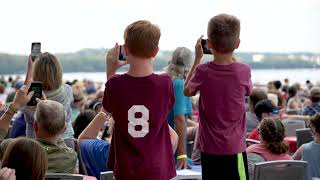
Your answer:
[33,121,39,132]
[235,39,240,49]
[151,47,159,58]
[207,39,213,49]
[123,44,130,56]
[261,112,269,118]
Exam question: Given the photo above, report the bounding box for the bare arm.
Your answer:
[169,125,178,153]
[78,109,110,143]
[292,145,304,160]
[184,36,203,97]
[24,55,34,84]
[0,82,33,133]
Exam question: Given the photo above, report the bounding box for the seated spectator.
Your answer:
[246,89,268,133]
[0,82,77,173]
[246,117,292,179]
[1,137,47,180]
[73,109,96,138]
[287,85,304,111]
[24,53,74,149]
[293,113,320,179]
[78,116,112,179]
[303,87,320,116]
[248,99,279,140]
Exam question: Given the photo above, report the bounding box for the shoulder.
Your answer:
[80,139,110,152]
[63,84,73,95]
[235,62,251,71]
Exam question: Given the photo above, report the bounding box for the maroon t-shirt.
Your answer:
[103,73,176,180]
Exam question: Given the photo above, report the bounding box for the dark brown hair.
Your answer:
[207,14,240,53]
[259,117,289,154]
[124,20,161,58]
[33,52,63,91]
[310,113,320,134]
[250,88,268,108]
[1,138,48,180]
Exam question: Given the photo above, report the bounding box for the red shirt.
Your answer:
[248,128,259,141]
[103,73,176,180]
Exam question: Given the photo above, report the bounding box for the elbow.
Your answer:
[183,88,191,97]
[171,131,179,153]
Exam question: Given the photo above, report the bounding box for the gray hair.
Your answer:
[35,100,66,136]
[166,47,193,79]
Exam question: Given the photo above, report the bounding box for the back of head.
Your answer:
[35,100,66,136]
[250,88,268,108]
[166,47,193,79]
[33,52,63,91]
[254,99,278,120]
[124,20,161,58]
[288,85,297,98]
[310,87,320,103]
[2,137,47,180]
[207,14,240,53]
[273,81,282,90]
[310,113,320,134]
[259,117,288,154]
[73,109,96,138]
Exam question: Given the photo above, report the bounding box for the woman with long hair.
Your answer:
[24,53,74,148]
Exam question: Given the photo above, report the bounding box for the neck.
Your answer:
[36,132,59,144]
[315,135,320,144]
[212,52,234,65]
[127,56,154,77]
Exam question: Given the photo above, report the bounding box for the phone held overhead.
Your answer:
[31,42,41,61]
[201,39,212,54]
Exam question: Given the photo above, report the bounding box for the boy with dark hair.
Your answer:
[184,14,252,179]
[103,20,178,180]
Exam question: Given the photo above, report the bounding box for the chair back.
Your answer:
[246,139,261,147]
[282,119,306,136]
[296,128,313,148]
[45,173,83,180]
[100,171,114,180]
[254,160,308,180]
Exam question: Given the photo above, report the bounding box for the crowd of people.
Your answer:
[0,13,319,180]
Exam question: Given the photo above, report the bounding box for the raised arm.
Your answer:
[78,109,111,143]
[106,44,128,80]
[24,55,34,85]
[184,36,203,97]
[0,81,33,133]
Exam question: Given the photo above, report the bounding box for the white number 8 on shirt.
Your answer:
[128,105,149,138]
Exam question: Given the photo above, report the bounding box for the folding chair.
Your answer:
[246,139,260,147]
[45,173,83,180]
[282,119,306,136]
[296,128,313,148]
[253,160,308,180]
[100,171,114,180]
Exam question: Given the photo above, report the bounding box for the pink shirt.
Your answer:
[187,61,252,155]
[246,143,293,161]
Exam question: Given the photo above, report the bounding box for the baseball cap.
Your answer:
[254,99,279,121]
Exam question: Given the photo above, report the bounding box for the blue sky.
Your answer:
[0,0,319,54]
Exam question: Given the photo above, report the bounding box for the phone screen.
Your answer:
[119,45,126,61]
[27,81,43,106]
[31,42,41,61]
[201,39,212,54]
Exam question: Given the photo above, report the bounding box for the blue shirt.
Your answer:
[303,103,320,117]
[80,139,110,179]
[167,79,193,128]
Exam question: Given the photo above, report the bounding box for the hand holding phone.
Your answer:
[201,39,212,54]
[118,45,126,61]
[31,42,41,61]
[27,81,43,106]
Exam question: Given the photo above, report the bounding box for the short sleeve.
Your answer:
[173,80,185,116]
[102,81,113,113]
[187,66,203,96]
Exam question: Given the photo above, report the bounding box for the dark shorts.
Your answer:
[201,152,249,180]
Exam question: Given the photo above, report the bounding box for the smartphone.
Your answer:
[119,45,126,61]
[27,81,43,106]
[31,42,41,61]
[201,39,212,54]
